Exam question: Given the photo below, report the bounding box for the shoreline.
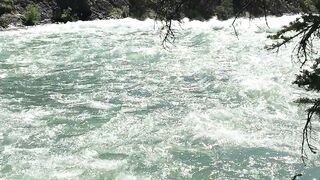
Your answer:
[1,0,305,29]
[0,13,301,32]
[0,14,301,38]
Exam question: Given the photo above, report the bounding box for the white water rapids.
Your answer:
[0,15,319,179]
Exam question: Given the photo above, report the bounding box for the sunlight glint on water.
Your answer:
[0,16,319,179]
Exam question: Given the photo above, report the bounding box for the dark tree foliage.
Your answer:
[267,2,320,162]
[154,0,185,48]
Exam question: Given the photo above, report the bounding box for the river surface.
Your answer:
[0,15,319,179]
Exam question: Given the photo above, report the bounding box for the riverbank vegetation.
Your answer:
[0,0,305,28]
[22,4,40,26]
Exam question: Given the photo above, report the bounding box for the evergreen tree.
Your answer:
[268,0,320,162]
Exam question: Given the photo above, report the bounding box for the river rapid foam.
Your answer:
[0,15,319,179]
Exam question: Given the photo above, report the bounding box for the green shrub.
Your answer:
[108,8,124,19]
[61,7,73,22]
[23,4,41,26]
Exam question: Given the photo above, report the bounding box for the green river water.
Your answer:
[0,15,319,179]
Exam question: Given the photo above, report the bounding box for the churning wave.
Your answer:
[0,15,319,179]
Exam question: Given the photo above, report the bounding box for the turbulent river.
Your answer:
[0,15,319,179]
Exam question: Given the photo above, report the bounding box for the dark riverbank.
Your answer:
[0,0,307,28]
